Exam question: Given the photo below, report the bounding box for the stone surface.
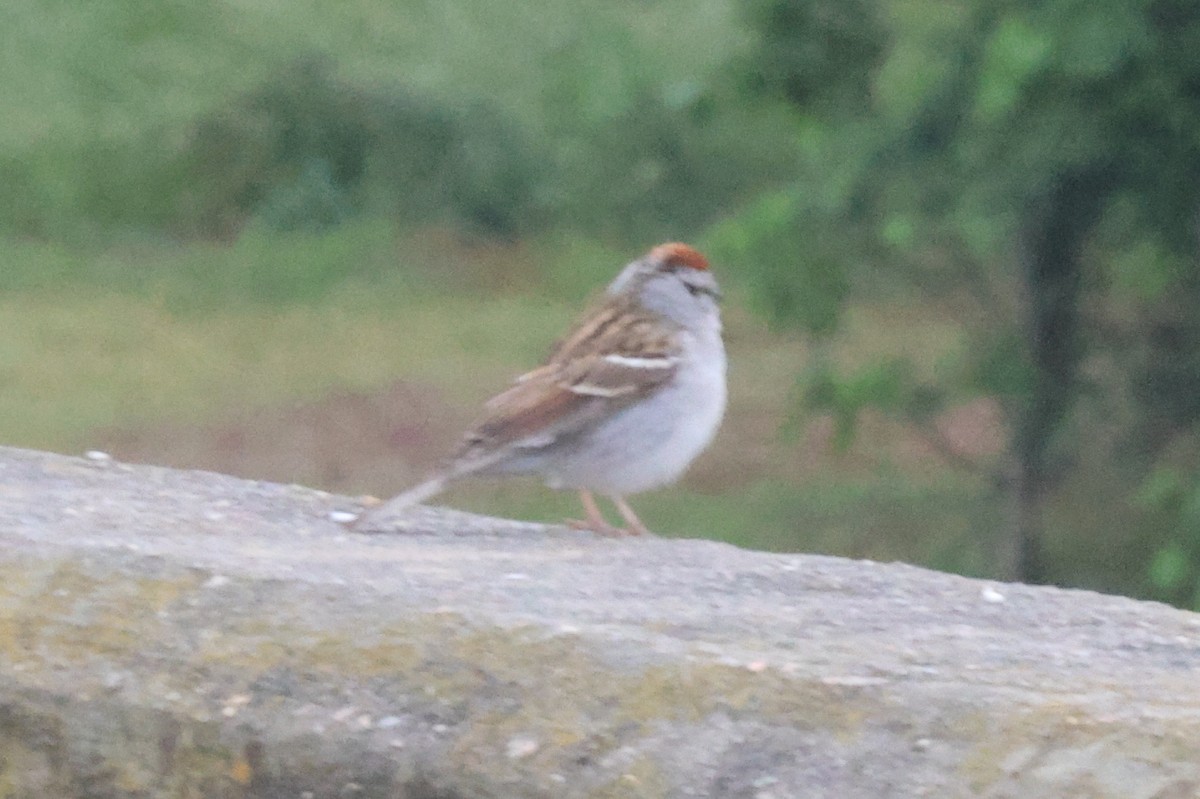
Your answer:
[0,444,1198,798]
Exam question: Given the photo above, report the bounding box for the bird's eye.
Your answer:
[685,283,702,297]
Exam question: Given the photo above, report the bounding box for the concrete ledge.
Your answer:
[0,445,1198,798]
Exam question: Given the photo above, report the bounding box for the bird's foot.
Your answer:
[565,517,639,537]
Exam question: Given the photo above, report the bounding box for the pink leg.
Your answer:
[612,496,651,536]
[567,489,625,536]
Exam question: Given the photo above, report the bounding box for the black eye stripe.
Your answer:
[684,283,722,302]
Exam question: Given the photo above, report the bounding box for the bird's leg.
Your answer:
[612,496,651,536]
[567,489,626,536]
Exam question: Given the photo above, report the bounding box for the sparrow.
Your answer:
[354,242,726,535]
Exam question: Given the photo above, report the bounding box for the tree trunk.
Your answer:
[1009,166,1114,583]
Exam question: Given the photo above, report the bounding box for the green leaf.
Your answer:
[798,358,916,450]
[881,214,917,249]
[1148,543,1191,591]
[1133,468,1183,511]
[1049,2,1147,80]
[843,359,909,412]
[707,189,799,260]
[1107,238,1183,301]
[1178,486,1200,538]
[969,333,1031,398]
[832,407,859,452]
[974,16,1052,121]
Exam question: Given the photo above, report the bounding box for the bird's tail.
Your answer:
[350,447,514,529]
[352,473,450,529]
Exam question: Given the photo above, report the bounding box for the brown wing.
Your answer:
[453,295,682,463]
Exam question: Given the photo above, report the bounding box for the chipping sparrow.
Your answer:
[353,242,726,536]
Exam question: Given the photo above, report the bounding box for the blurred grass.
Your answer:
[0,292,553,448]
[0,0,1004,571]
[482,472,997,571]
[0,224,572,448]
[0,223,1002,574]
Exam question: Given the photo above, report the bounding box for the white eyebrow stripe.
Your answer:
[603,354,678,369]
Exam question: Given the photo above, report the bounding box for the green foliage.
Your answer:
[731,0,1200,592]
[1148,545,1191,598]
[256,159,354,234]
[974,17,1053,121]
[967,332,1031,399]
[556,89,792,242]
[802,358,917,449]
[175,56,370,236]
[169,58,548,238]
[1134,468,1200,610]
[0,0,764,242]
[743,0,887,111]
[175,58,793,243]
[1127,308,1200,439]
[709,189,851,335]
